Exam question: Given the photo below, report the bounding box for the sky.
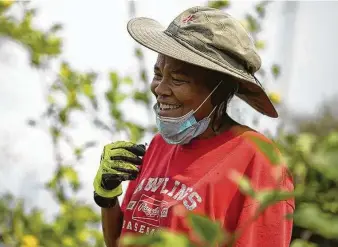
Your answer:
[0,0,337,216]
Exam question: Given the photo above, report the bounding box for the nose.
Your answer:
[153,78,172,97]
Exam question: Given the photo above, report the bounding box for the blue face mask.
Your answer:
[153,81,222,145]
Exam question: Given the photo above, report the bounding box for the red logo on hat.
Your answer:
[182,14,194,24]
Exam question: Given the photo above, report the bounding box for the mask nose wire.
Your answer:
[193,80,223,114]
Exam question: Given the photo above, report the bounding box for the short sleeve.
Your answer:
[234,201,294,247]
[233,132,295,246]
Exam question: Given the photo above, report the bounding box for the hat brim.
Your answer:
[127,17,278,118]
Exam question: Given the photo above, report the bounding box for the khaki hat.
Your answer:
[127,6,278,118]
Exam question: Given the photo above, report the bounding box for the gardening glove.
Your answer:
[93,141,146,208]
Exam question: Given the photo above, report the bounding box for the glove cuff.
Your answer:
[94,191,118,208]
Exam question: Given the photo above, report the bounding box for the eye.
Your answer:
[172,78,187,85]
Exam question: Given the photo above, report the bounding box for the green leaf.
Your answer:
[49,23,63,33]
[74,147,82,159]
[121,233,162,246]
[230,172,256,198]
[125,121,145,143]
[58,108,68,125]
[115,92,127,104]
[255,1,270,18]
[325,131,338,149]
[140,69,148,83]
[271,64,281,79]
[110,107,122,120]
[293,203,338,239]
[121,230,191,247]
[60,166,80,190]
[290,239,318,247]
[188,213,225,246]
[29,209,44,232]
[134,48,144,59]
[311,151,338,182]
[255,40,265,50]
[256,190,295,212]
[295,133,316,154]
[47,94,55,104]
[248,136,282,165]
[60,62,71,79]
[82,83,93,98]
[50,126,60,139]
[245,14,260,33]
[123,76,133,85]
[133,91,150,104]
[109,72,119,90]
[207,0,230,9]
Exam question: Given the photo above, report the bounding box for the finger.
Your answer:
[104,148,142,165]
[110,155,142,165]
[102,159,139,173]
[123,144,146,157]
[104,142,146,157]
[101,174,122,190]
[105,141,139,152]
[114,167,139,176]
[101,171,138,190]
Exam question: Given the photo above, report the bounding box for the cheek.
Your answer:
[191,89,214,119]
[197,99,213,118]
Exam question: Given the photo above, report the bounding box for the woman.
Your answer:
[93,6,294,247]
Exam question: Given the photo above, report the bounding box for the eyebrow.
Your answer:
[171,68,189,76]
[153,65,189,76]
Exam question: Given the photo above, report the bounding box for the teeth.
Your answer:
[159,103,181,110]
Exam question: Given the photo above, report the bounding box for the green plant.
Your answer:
[1,1,338,247]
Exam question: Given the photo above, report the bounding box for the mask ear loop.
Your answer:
[194,80,223,114]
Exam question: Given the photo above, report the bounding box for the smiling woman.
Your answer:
[151,54,241,144]
[93,6,294,247]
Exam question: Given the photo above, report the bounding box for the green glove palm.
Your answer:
[93,141,146,200]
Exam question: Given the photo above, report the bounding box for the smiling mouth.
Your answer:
[158,103,182,111]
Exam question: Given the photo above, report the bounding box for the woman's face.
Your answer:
[151,54,215,120]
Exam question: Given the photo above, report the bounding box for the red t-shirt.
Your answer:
[120,125,294,247]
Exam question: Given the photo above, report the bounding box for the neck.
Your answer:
[197,113,238,140]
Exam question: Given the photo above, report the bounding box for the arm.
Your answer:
[101,177,140,247]
[234,200,294,247]
[101,202,123,247]
[93,142,146,246]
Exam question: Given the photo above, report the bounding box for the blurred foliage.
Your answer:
[0,1,153,246]
[289,97,338,137]
[0,0,61,67]
[0,1,337,247]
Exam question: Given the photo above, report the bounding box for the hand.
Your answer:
[93,141,146,207]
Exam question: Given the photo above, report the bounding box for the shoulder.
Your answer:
[234,127,293,191]
[237,127,281,165]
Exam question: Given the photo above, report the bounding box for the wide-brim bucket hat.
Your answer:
[127,6,278,118]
